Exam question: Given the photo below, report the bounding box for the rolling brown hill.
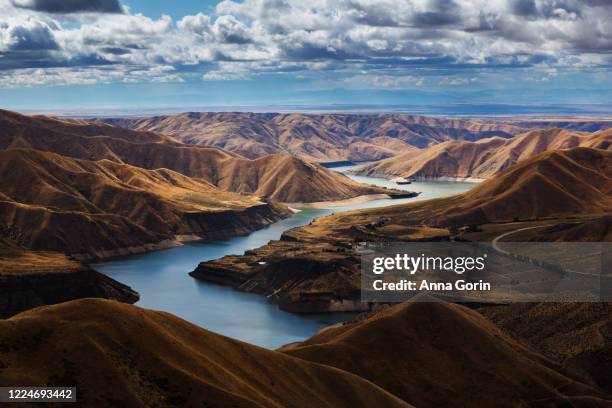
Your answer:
[101,112,526,162]
[356,128,612,180]
[441,147,612,224]
[0,109,391,202]
[0,148,288,258]
[282,301,612,407]
[0,299,411,408]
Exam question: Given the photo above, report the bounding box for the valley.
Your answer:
[92,167,473,348]
[1,109,611,406]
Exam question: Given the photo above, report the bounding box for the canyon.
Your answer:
[192,147,612,312]
[1,110,611,406]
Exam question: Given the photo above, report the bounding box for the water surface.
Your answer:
[93,168,476,348]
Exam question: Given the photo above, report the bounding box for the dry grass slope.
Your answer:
[0,148,288,257]
[0,110,391,203]
[356,128,612,179]
[0,299,412,408]
[102,112,526,162]
[283,301,612,408]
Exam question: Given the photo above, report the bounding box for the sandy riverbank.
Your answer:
[282,193,393,209]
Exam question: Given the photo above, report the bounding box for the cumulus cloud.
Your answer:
[0,0,612,87]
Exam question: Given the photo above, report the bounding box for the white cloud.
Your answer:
[0,0,611,87]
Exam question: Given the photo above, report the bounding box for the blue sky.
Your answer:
[1,0,611,114]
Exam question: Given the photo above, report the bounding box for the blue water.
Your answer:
[92,169,476,349]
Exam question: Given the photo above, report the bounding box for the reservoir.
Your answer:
[92,168,475,349]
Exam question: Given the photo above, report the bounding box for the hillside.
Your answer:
[0,148,288,258]
[483,303,612,394]
[101,112,526,162]
[0,110,391,202]
[356,128,612,179]
[0,299,411,408]
[213,154,396,203]
[282,301,611,407]
[0,234,138,317]
[442,147,612,224]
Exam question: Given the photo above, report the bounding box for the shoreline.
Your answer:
[282,193,392,209]
[78,204,292,263]
[350,170,485,183]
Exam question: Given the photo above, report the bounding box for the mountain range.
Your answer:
[100,113,527,162]
[0,299,411,407]
[0,109,400,316]
[1,108,612,406]
[0,110,391,203]
[355,128,612,180]
[0,148,291,258]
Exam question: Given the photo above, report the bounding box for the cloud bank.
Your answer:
[0,0,611,87]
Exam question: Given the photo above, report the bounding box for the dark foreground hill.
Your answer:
[0,299,411,408]
[282,301,612,407]
[483,303,612,395]
[1,299,610,407]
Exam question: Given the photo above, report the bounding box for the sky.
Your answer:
[0,0,611,114]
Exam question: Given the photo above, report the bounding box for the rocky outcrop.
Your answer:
[0,266,138,318]
[191,225,449,313]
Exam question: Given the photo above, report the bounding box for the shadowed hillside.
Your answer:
[356,128,612,180]
[0,148,289,258]
[0,234,138,317]
[483,303,612,394]
[101,112,526,162]
[0,110,392,203]
[0,299,411,408]
[282,301,612,407]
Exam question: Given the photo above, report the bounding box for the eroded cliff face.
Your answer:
[27,202,291,262]
[191,223,450,313]
[0,267,138,318]
[184,203,290,241]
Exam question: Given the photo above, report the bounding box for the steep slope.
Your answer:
[356,128,611,179]
[0,148,288,258]
[101,112,526,162]
[0,234,138,317]
[282,301,611,407]
[0,299,411,408]
[483,303,612,394]
[443,147,612,224]
[0,110,391,202]
[214,154,397,203]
